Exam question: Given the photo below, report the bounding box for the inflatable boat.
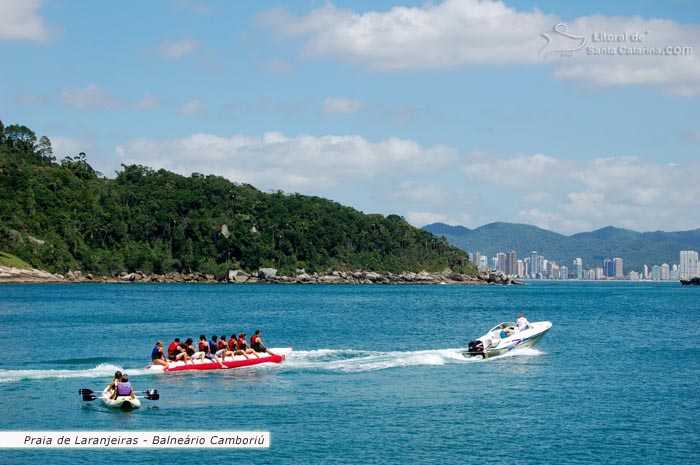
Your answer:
[145,347,293,372]
[79,388,159,410]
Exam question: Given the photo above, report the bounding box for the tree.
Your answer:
[0,119,5,145]
[4,125,37,153]
[37,136,54,161]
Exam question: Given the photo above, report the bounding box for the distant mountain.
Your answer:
[423,222,700,272]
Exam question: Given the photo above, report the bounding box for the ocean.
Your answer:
[0,281,698,464]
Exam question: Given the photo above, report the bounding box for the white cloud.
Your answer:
[258,0,552,69]
[114,132,458,192]
[134,93,161,110]
[460,151,700,233]
[58,86,164,111]
[405,211,450,227]
[59,85,122,109]
[179,99,206,117]
[463,152,561,189]
[49,136,102,161]
[258,0,700,95]
[112,130,700,234]
[160,38,200,59]
[322,97,365,114]
[0,0,51,42]
[389,182,457,205]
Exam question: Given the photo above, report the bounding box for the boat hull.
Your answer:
[146,347,293,372]
[99,391,141,409]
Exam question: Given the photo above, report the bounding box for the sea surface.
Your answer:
[0,281,698,464]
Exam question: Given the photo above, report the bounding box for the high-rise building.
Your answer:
[551,263,560,279]
[560,265,569,279]
[679,250,699,279]
[603,258,614,278]
[574,258,583,280]
[497,253,506,272]
[506,250,517,276]
[530,251,539,278]
[661,263,670,281]
[614,258,624,279]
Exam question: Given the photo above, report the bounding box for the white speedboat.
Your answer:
[464,321,552,359]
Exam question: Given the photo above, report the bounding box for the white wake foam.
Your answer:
[282,348,477,373]
[0,363,152,384]
[0,348,545,382]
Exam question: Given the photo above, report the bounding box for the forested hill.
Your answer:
[0,120,475,277]
[424,222,700,273]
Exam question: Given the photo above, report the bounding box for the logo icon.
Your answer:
[539,23,587,59]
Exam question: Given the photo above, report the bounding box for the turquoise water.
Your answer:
[0,282,698,464]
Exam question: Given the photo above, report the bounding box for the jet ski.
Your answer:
[464,321,552,359]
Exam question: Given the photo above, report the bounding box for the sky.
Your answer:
[1,0,699,235]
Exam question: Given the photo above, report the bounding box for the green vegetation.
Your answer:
[0,119,475,278]
[0,251,32,269]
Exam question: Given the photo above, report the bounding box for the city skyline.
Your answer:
[472,249,699,281]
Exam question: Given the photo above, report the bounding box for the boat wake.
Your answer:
[0,348,545,383]
[0,363,153,384]
[284,347,545,372]
[281,348,538,373]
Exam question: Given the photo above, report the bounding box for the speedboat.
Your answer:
[145,347,293,372]
[464,321,552,359]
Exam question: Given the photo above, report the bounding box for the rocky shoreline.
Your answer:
[0,265,520,285]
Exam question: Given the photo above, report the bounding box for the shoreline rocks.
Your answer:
[0,265,519,285]
[0,266,504,284]
[0,266,66,283]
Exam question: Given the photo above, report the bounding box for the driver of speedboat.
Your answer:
[499,324,512,338]
[516,313,530,331]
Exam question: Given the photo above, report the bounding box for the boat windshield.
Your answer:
[489,322,517,333]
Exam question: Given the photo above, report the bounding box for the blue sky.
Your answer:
[1,0,699,234]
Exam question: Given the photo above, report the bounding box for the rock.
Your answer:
[296,273,315,283]
[317,274,342,283]
[228,269,250,283]
[442,270,465,282]
[258,268,278,279]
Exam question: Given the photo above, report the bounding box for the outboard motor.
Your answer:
[467,340,484,356]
